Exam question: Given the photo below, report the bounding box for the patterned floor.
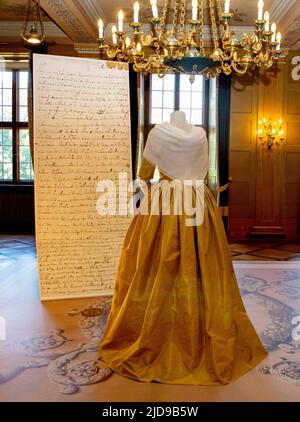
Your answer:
[0,235,300,401]
[229,241,300,261]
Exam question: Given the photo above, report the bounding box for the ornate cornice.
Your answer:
[40,0,94,43]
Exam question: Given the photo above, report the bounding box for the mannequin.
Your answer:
[169,110,193,131]
[99,111,268,386]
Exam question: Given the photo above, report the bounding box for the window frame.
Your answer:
[144,72,209,141]
[0,69,31,185]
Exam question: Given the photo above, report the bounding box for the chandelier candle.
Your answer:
[276,32,281,50]
[224,0,230,14]
[264,11,270,32]
[118,10,124,32]
[151,0,159,19]
[258,0,264,21]
[112,24,117,44]
[134,2,139,23]
[192,0,198,20]
[98,18,104,38]
[271,22,277,42]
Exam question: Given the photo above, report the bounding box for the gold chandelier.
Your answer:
[98,0,284,77]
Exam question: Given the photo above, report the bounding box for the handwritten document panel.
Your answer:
[33,55,132,300]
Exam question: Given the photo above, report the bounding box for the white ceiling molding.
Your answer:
[74,44,99,56]
[0,21,67,38]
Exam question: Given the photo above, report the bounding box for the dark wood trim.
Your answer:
[144,74,151,143]
[203,77,210,133]
[0,184,34,192]
[174,73,180,110]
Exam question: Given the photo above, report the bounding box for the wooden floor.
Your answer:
[0,235,300,402]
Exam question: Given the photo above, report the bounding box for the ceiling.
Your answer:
[0,0,299,49]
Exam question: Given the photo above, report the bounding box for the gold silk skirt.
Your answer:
[98,159,268,385]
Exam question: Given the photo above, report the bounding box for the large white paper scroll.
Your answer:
[33,54,132,301]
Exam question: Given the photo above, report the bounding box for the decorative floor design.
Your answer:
[229,240,300,261]
[0,236,300,401]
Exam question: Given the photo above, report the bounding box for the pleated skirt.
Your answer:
[98,178,268,385]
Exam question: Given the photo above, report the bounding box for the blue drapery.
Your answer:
[218,73,232,208]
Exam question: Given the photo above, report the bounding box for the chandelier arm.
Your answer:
[231,61,249,75]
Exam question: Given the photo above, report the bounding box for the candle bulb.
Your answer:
[258,0,264,20]
[112,24,117,44]
[151,0,158,19]
[118,10,124,32]
[276,32,281,50]
[224,0,230,14]
[125,36,131,48]
[264,11,270,31]
[136,42,142,52]
[271,22,276,42]
[134,2,139,23]
[192,0,198,20]
[98,18,104,38]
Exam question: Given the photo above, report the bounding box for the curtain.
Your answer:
[207,75,219,199]
[27,43,48,169]
[217,73,232,230]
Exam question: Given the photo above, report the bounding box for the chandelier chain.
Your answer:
[216,0,224,38]
[171,0,180,36]
[198,0,204,55]
[179,0,186,38]
[160,0,170,30]
[209,0,220,49]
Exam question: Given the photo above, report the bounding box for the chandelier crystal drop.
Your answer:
[98,0,284,78]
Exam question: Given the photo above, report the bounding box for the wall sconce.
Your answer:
[258,118,285,150]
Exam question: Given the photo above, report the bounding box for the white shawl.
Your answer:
[143,122,209,182]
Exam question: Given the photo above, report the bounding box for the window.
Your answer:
[0,70,33,183]
[148,73,208,128]
[150,74,175,124]
[142,73,209,181]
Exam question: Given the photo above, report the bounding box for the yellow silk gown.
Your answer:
[98,158,268,385]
